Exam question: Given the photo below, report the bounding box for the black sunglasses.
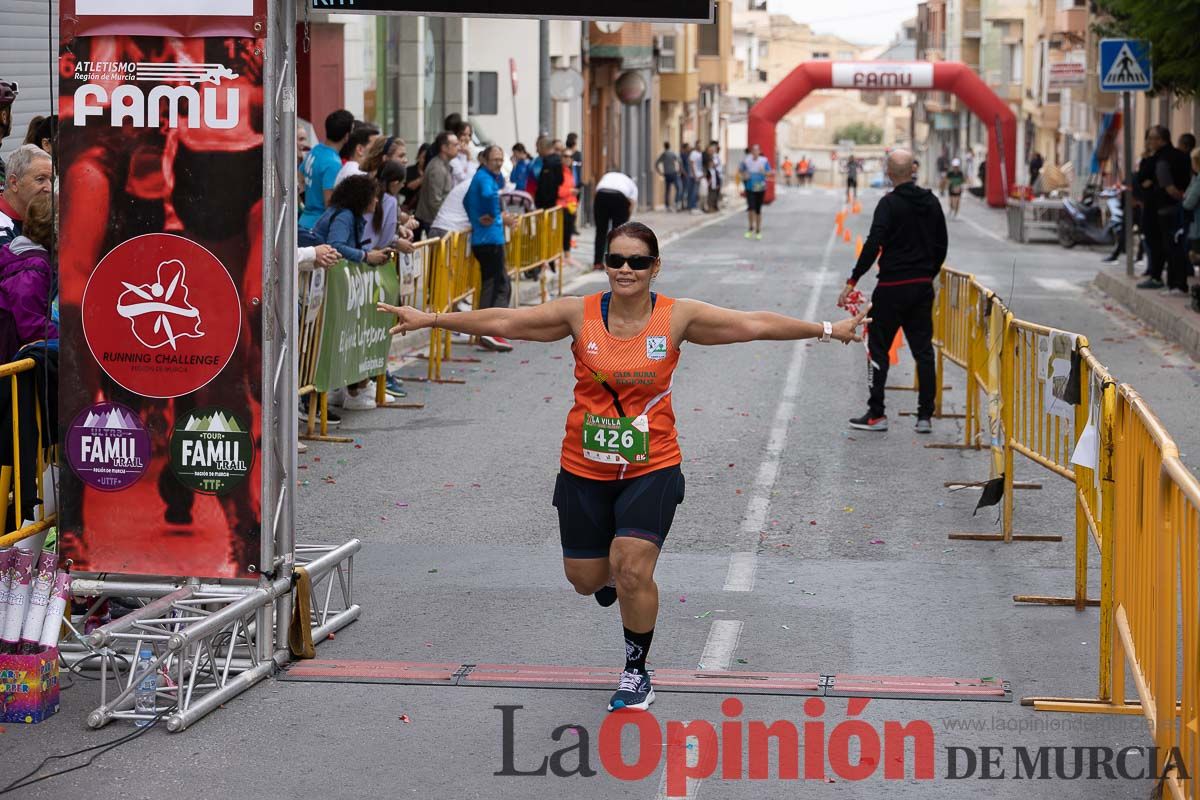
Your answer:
[604,253,657,271]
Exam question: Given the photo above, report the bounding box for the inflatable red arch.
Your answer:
[748,61,1016,207]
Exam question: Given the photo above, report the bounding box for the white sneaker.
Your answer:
[456,299,473,313]
[342,390,377,411]
[451,332,471,343]
[327,388,346,407]
[297,441,308,454]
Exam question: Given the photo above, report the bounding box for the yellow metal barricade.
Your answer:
[995,318,1089,543]
[1032,387,1194,798]
[296,263,353,442]
[544,207,565,298]
[374,244,433,409]
[0,357,57,549]
[1161,456,1199,800]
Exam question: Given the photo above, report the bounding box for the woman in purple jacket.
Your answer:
[0,191,56,362]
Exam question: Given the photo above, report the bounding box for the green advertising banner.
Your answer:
[313,260,400,393]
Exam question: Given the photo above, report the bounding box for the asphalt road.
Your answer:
[7,187,1191,799]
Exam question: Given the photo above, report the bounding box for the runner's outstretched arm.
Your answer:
[675,299,870,346]
[377,296,583,343]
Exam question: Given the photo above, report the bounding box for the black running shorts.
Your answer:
[745,190,765,213]
[553,465,685,559]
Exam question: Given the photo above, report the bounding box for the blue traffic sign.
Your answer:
[1099,39,1151,92]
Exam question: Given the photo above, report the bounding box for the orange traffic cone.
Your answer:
[889,329,904,365]
[854,236,863,257]
[843,228,852,243]
[852,201,862,215]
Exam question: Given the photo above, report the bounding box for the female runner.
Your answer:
[378,221,870,711]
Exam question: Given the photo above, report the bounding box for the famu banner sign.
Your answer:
[313,260,400,393]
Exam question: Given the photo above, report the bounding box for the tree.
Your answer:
[833,122,884,145]
[1094,0,1200,96]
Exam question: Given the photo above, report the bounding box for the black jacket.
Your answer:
[850,182,948,285]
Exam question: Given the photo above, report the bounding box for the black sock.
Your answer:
[623,627,654,674]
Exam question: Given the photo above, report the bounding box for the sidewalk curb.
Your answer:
[1094,269,1200,361]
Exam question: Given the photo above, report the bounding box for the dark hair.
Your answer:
[33,114,57,151]
[565,132,578,148]
[371,161,406,231]
[22,115,45,145]
[663,141,670,149]
[453,120,472,140]
[512,142,527,155]
[443,112,463,133]
[1180,133,1197,151]
[378,159,407,186]
[432,131,455,157]
[324,109,354,142]
[415,142,430,168]
[329,173,377,217]
[606,221,659,258]
[1151,125,1172,144]
[340,127,374,160]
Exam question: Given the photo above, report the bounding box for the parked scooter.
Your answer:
[1057,187,1121,248]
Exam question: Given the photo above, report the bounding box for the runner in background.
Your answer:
[845,154,861,204]
[946,158,965,218]
[739,144,772,240]
[781,156,794,188]
[378,220,870,712]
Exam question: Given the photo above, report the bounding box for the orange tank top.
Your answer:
[560,292,683,480]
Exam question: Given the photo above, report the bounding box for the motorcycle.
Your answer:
[1057,187,1121,248]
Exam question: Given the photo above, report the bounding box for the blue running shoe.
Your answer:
[608,669,654,711]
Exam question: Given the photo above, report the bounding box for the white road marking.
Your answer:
[723,227,837,592]
[652,620,743,799]
[697,619,743,671]
[1033,277,1084,294]
[959,213,1007,243]
[722,551,759,592]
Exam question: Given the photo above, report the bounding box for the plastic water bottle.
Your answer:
[133,647,157,726]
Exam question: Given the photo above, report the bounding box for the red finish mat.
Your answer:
[281,659,463,685]
[280,660,1010,702]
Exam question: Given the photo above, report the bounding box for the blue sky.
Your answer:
[770,0,916,47]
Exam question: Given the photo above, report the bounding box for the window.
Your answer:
[699,22,719,56]
[1003,43,1022,84]
[467,71,498,116]
[812,51,831,59]
[659,34,677,72]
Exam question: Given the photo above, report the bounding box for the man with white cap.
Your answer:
[946,157,965,218]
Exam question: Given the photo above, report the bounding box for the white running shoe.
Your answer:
[342,390,377,411]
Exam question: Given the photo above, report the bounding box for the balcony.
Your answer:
[1055,7,1088,39]
[659,69,699,104]
[697,55,730,90]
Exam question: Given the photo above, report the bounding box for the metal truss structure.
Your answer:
[59,0,362,733]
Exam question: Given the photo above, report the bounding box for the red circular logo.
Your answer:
[83,234,242,398]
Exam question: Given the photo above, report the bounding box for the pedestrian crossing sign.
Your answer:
[1099,39,1151,92]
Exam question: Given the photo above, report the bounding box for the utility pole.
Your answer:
[539,21,552,137]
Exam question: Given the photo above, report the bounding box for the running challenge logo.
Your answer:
[495,700,1188,795]
[72,60,240,129]
[117,260,202,351]
[82,234,241,398]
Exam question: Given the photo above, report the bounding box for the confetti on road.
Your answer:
[843,506,854,513]
[869,539,885,544]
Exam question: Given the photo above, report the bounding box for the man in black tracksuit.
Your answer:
[837,149,948,433]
